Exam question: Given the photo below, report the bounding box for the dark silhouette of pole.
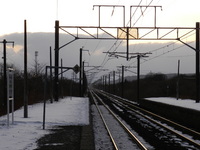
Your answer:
[61,58,63,98]
[118,71,121,83]
[3,40,7,107]
[108,74,110,93]
[113,71,115,94]
[82,61,85,96]
[50,46,53,103]
[196,22,200,103]
[35,51,38,76]
[126,28,129,60]
[105,76,107,92]
[101,76,103,90]
[137,55,140,104]
[122,65,124,98]
[0,40,13,107]
[176,60,180,100]
[102,76,105,91]
[54,20,59,101]
[79,48,82,97]
[24,20,28,117]
[79,48,90,96]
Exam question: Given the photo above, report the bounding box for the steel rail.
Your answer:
[91,90,148,150]
[97,90,200,148]
[104,91,200,137]
[90,91,119,150]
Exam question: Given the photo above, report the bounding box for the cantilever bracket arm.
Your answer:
[178,39,196,51]
[58,38,78,50]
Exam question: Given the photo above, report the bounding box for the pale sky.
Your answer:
[0,0,200,35]
[0,0,200,82]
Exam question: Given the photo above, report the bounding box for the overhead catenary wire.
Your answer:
[131,0,154,26]
[89,0,159,82]
[89,0,190,82]
[100,0,155,67]
[126,28,196,66]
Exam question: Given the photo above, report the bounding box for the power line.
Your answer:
[91,0,157,79]
[126,29,195,67]
[100,0,155,67]
[131,0,154,26]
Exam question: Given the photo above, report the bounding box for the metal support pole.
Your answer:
[35,51,38,75]
[50,47,53,103]
[137,55,140,104]
[123,6,125,27]
[1,39,14,115]
[122,65,124,98]
[82,61,85,96]
[61,59,63,98]
[24,20,28,118]
[105,76,107,92]
[3,40,7,107]
[54,20,59,101]
[196,22,200,103]
[154,6,156,28]
[102,76,105,91]
[79,48,82,97]
[113,71,115,94]
[127,27,129,60]
[43,66,47,129]
[176,60,180,100]
[109,74,110,93]
[101,76,103,90]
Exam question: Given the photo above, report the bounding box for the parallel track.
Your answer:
[95,89,200,149]
[90,89,148,150]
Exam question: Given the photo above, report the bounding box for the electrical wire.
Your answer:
[91,0,173,82]
[128,40,195,67]
[100,0,156,69]
[132,0,154,26]
[141,42,193,65]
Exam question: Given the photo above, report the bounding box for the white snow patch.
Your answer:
[145,97,200,111]
[0,97,89,150]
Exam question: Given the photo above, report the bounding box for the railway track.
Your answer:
[90,90,149,150]
[92,89,200,150]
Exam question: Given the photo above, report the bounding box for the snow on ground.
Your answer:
[0,97,89,150]
[145,97,200,111]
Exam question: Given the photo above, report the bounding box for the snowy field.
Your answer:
[145,97,200,111]
[0,97,89,150]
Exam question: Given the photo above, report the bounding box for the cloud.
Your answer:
[6,45,23,53]
[0,32,196,77]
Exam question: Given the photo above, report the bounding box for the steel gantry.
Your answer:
[54,5,200,103]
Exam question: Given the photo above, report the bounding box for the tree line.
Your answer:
[0,63,79,116]
[95,73,196,101]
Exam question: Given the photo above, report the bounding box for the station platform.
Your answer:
[140,98,200,132]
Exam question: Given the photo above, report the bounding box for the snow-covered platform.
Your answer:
[141,97,200,132]
[0,97,94,150]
